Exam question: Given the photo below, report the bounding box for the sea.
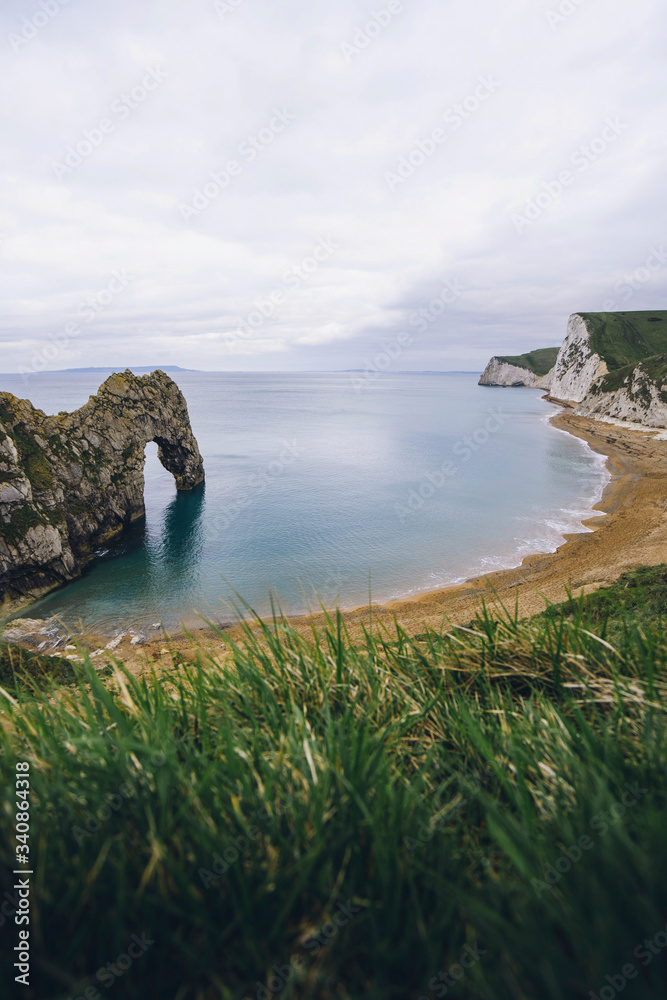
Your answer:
[0,371,610,636]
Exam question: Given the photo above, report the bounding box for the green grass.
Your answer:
[590,352,667,403]
[1,571,667,999]
[0,640,88,689]
[544,565,667,632]
[578,311,667,373]
[496,347,560,376]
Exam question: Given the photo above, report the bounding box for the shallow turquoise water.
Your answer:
[1,372,609,635]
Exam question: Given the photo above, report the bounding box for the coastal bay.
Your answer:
[1,372,610,640]
[4,373,664,673]
[113,408,667,669]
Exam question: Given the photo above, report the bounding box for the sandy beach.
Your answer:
[96,406,667,669]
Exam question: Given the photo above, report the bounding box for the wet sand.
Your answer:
[107,408,667,670]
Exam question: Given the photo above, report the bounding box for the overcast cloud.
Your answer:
[1,0,666,374]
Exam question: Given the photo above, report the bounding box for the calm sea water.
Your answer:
[1,372,609,635]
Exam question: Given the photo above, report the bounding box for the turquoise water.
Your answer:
[1,372,609,635]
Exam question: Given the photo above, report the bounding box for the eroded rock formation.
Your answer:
[575,355,667,428]
[0,370,204,611]
[479,358,554,389]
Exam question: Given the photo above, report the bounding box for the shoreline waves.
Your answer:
[378,408,611,602]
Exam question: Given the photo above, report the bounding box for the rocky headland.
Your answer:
[479,347,559,388]
[0,369,204,613]
[481,311,667,429]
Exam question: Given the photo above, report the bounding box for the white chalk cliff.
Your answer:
[479,358,554,389]
[549,314,609,403]
[480,311,667,431]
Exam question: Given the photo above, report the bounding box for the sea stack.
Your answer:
[0,369,204,611]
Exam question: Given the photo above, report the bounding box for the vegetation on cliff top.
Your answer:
[495,346,559,376]
[578,310,667,372]
[1,567,667,998]
[589,351,667,404]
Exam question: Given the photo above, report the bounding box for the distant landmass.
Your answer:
[55,365,197,373]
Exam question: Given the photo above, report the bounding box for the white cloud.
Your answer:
[0,0,665,372]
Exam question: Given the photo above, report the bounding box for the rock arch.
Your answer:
[0,370,204,611]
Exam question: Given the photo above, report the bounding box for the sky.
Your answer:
[1,0,666,374]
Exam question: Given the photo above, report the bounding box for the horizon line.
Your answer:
[0,367,484,376]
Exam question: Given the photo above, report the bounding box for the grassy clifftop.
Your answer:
[1,569,667,998]
[579,310,667,371]
[496,346,559,376]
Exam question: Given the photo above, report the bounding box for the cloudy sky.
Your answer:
[1,0,666,374]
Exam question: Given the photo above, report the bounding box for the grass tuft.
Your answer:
[1,567,667,998]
